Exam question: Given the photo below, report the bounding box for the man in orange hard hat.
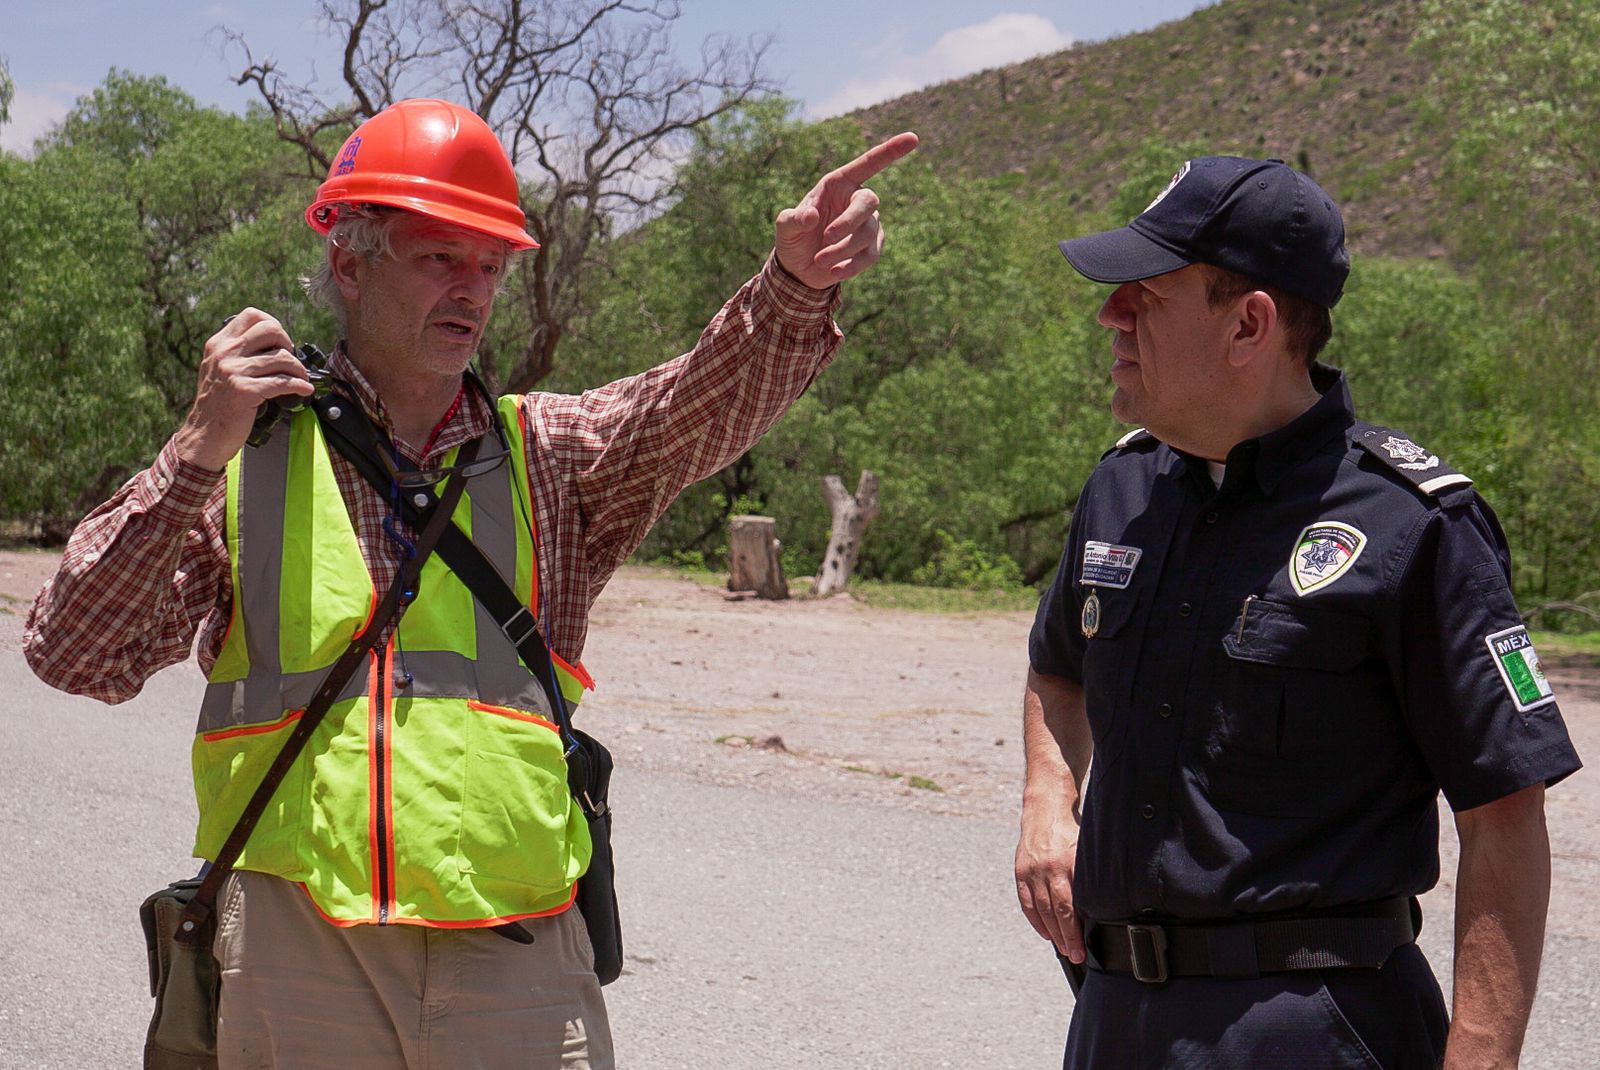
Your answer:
[27,97,918,1068]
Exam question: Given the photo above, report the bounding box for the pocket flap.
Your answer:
[1222,598,1370,672]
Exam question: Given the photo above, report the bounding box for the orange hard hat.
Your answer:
[305,98,539,250]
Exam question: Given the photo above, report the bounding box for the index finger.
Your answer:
[222,308,292,351]
[224,308,286,337]
[833,131,919,186]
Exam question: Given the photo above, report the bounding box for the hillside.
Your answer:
[854,0,1444,259]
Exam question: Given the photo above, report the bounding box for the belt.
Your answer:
[1085,897,1419,984]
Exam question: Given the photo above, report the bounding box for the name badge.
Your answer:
[1081,541,1142,589]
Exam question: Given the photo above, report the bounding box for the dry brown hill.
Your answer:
[854,0,1445,259]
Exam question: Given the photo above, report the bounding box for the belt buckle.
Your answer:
[1126,924,1169,984]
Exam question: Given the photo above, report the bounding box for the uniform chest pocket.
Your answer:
[1080,588,1145,766]
[1222,598,1371,673]
[1204,599,1375,817]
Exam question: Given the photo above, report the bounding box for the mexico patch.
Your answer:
[1081,541,1143,589]
[1289,521,1366,595]
[1485,626,1556,712]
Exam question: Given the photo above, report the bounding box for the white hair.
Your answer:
[301,205,407,332]
[302,204,522,331]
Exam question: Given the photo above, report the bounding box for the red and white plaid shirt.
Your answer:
[25,258,841,702]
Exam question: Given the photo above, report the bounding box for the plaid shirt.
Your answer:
[25,258,841,702]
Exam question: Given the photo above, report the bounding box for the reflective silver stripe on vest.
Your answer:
[197,426,292,734]
[390,649,553,711]
[239,422,291,681]
[198,413,554,734]
[457,446,556,719]
[200,648,552,733]
[199,666,370,733]
[460,439,525,686]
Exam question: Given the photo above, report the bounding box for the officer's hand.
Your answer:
[774,132,917,288]
[172,309,315,471]
[1015,794,1086,963]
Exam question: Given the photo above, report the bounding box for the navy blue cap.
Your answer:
[1059,156,1350,308]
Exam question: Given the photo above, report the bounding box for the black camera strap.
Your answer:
[174,423,473,945]
[310,389,587,770]
[313,389,620,962]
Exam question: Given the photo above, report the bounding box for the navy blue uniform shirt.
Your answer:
[1030,366,1581,924]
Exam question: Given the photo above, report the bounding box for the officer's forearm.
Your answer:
[1022,669,1091,819]
[1444,783,1550,1070]
[1017,668,1092,959]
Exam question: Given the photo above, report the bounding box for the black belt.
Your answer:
[1085,897,1419,984]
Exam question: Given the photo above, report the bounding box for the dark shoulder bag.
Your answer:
[315,392,624,984]
[139,435,473,1070]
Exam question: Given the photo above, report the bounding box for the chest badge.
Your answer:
[1081,590,1102,639]
[1081,541,1143,589]
[1289,521,1367,596]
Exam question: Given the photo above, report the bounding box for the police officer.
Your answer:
[1014,156,1581,1069]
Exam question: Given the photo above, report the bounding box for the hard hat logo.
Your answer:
[305,99,539,251]
[333,136,362,177]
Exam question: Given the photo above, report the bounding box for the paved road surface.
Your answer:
[2,648,1594,1068]
[0,656,1066,1068]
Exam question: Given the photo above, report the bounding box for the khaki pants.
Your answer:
[213,871,614,1069]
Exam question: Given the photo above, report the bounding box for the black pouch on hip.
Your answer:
[569,727,623,985]
[139,878,219,1070]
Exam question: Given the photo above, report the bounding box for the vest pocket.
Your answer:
[456,701,577,892]
[192,710,305,874]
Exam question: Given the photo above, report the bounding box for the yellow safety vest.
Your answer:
[192,396,594,927]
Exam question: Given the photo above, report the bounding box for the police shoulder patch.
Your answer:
[1353,425,1473,498]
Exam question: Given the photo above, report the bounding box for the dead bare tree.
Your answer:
[814,471,879,598]
[224,0,772,389]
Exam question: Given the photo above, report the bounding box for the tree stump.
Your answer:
[814,471,880,597]
[727,515,788,600]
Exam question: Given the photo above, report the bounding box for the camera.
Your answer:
[247,342,334,447]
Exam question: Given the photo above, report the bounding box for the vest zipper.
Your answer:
[374,642,392,924]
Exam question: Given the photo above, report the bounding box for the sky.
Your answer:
[0,1,1217,155]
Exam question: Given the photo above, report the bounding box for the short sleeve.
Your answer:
[1388,499,1582,812]
[1030,488,1091,682]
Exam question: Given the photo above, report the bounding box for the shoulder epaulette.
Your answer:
[1116,427,1152,448]
[1352,425,1473,498]
[1101,427,1157,459]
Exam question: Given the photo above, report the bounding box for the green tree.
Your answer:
[1328,261,1501,472]
[0,153,168,529]
[1416,0,1600,605]
[1417,1,1600,335]
[563,99,1120,584]
[1,72,337,535]
[36,72,329,414]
